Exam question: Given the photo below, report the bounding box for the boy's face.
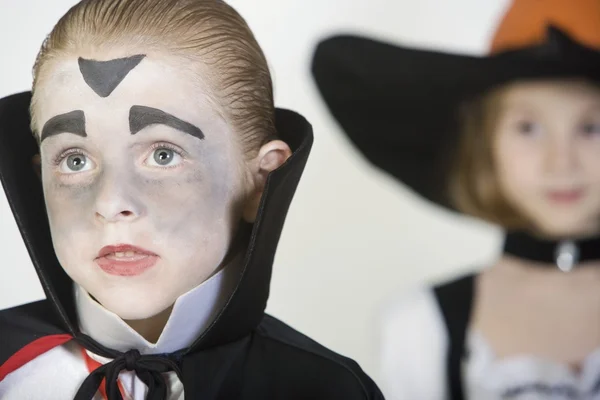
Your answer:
[493,80,600,237]
[34,52,250,320]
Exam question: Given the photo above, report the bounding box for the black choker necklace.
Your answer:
[503,231,600,272]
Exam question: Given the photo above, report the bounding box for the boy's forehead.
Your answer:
[41,54,183,93]
[37,55,203,118]
[35,54,231,142]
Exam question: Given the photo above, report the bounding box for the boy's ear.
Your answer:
[32,154,41,181]
[242,140,292,223]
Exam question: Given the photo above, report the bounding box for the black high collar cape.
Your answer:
[0,91,383,400]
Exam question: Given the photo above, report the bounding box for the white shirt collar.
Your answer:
[75,264,238,355]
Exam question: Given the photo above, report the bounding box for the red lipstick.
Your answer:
[95,244,158,276]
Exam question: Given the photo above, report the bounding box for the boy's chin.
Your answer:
[93,288,175,321]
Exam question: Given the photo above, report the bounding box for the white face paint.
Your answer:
[34,54,249,320]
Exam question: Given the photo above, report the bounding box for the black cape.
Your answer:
[0,91,384,400]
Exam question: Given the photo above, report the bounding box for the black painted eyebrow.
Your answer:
[129,106,205,140]
[41,110,87,142]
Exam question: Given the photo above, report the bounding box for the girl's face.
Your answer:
[34,52,253,320]
[493,80,600,238]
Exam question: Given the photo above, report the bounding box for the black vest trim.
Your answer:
[432,273,476,400]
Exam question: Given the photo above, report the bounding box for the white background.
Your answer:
[0,0,509,381]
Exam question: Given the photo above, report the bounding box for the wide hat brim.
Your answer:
[311,26,600,210]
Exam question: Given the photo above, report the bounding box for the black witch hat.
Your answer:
[311,0,600,210]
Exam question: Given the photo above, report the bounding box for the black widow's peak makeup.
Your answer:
[78,55,146,98]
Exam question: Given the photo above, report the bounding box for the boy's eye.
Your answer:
[154,148,174,165]
[146,147,183,167]
[60,153,94,173]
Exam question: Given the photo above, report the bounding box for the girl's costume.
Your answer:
[311,0,600,398]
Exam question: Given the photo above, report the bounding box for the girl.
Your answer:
[312,0,600,398]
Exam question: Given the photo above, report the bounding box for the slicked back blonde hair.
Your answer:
[30,0,276,155]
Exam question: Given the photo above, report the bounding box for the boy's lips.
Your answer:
[95,244,159,277]
[96,244,158,258]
